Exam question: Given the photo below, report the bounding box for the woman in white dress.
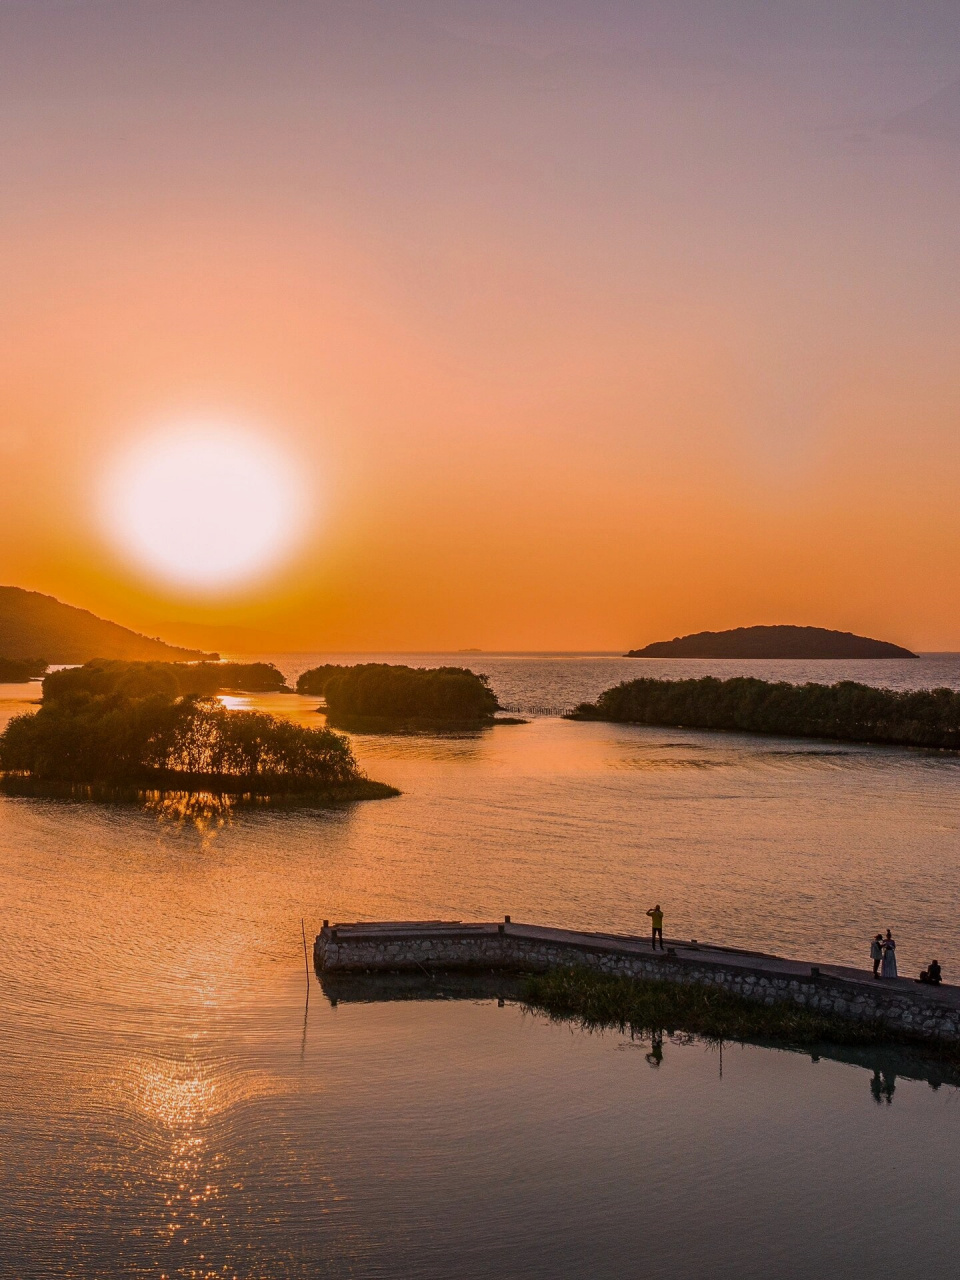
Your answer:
[881,929,898,979]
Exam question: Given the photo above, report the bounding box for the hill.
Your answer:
[0,586,214,663]
[626,625,916,660]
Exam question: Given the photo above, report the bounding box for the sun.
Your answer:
[100,419,309,591]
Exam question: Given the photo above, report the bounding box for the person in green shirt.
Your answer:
[646,904,664,950]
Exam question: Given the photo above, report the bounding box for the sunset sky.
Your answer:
[3,1,960,651]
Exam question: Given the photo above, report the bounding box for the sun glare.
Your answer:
[100,420,309,591]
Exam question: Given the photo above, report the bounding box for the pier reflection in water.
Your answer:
[318,968,960,1102]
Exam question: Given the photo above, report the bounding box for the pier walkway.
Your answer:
[315,920,960,1046]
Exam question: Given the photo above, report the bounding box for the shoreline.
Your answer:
[0,775,400,806]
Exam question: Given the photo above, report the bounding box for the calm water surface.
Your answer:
[3,654,960,1278]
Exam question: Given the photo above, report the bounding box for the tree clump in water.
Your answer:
[43,657,291,698]
[295,664,351,695]
[299,662,502,730]
[0,657,47,682]
[0,660,396,803]
[570,675,960,750]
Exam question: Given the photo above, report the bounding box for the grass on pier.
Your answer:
[522,967,960,1064]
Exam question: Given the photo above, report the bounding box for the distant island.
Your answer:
[626,625,916,660]
[0,585,215,663]
[298,662,509,731]
[570,675,960,750]
[0,658,48,683]
[0,660,396,804]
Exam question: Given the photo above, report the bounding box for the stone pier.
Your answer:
[315,920,960,1047]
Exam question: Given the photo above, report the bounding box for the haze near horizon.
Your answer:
[3,1,960,651]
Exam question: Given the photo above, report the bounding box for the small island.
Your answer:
[625,625,916,660]
[569,675,960,750]
[297,662,509,731]
[0,657,48,683]
[41,658,293,700]
[0,660,397,804]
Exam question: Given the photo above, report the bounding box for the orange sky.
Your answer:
[2,2,960,651]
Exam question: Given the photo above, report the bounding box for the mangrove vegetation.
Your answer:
[300,662,505,730]
[0,658,47,682]
[42,658,290,700]
[570,675,960,749]
[295,664,350,695]
[0,660,396,803]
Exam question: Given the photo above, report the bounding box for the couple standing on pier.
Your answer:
[871,930,898,979]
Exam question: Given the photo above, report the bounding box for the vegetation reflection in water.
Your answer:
[318,970,960,1104]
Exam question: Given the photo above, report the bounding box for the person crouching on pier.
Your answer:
[646,904,664,950]
[917,960,942,985]
[871,934,884,979]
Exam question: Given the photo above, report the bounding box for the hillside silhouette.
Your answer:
[0,586,213,663]
[627,625,916,660]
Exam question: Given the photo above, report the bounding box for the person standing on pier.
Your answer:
[646,904,664,950]
[871,934,884,979]
[880,929,898,979]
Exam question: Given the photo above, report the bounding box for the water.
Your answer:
[2,654,960,1278]
[254,648,960,706]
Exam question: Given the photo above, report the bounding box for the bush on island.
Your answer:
[570,675,960,750]
[0,657,47,682]
[42,658,290,701]
[312,663,501,729]
[0,665,396,802]
[295,664,350,695]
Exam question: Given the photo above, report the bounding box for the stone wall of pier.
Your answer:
[315,926,960,1046]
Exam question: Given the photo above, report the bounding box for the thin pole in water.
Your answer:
[301,917,311,993]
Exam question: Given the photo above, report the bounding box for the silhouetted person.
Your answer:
[646,904,664,950]
[870,1067,896,1105]
[645,1030,664,1068]
[870,933,883,979]
[918,960,942,985]
[880,929,898,979]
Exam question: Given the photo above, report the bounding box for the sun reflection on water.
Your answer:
[115,1053,294,1273]
[131,1059,220,1131]
[124,1059,225,1247]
